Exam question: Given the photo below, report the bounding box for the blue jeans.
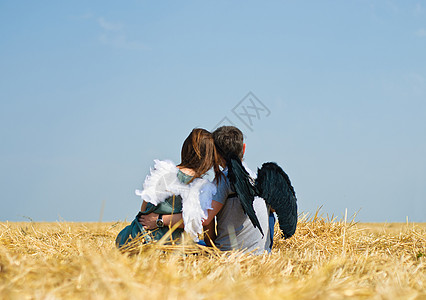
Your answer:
[197,240,207,246]
[268,212,275,251]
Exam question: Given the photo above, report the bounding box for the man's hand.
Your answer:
[138,212,159,230]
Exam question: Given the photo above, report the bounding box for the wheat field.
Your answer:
[0,214,425,300]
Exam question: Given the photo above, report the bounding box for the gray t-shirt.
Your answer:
[212,164,270,254]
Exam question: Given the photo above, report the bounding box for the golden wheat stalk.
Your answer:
[0,213,425,299]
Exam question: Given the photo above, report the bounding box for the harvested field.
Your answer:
[0,215,425,299]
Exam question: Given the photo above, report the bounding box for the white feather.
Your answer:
[135,160,178,205]
[135,160,216,241]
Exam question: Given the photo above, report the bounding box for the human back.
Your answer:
[213,168,270,253]
[211,126,271,254]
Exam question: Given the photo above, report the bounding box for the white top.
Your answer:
[212,163,270,254]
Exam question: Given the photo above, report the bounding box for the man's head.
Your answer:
[212,126,245,161]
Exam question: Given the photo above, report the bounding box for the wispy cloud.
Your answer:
[97,17,123,32]
[414,3,424,16]
[96,17,146,50]
[73,13,147,50]
[415,28,426,37]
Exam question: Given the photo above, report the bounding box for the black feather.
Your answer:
[256,162,297,239]
[227,156,264,236]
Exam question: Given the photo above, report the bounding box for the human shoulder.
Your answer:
[211,168,232,204]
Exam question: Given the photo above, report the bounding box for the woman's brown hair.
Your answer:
[178,128,222,183]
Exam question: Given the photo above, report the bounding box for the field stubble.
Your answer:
[0,214,425,300]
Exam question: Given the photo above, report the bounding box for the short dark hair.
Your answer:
[212,126,244,159]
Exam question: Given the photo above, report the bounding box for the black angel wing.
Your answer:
[227,156,264,236]
[255,162,297,239]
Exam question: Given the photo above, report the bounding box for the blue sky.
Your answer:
[1,1,425,222]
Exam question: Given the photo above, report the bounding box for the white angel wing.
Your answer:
[135,160,178,205]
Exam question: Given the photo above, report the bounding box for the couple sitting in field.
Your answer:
[116,126,297,254]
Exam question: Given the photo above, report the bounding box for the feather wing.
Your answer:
[256,162,297,239]
[227,157,264,236]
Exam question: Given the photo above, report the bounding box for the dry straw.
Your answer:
[0,212,425,299]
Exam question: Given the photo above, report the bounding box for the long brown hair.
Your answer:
[177,128,222,183]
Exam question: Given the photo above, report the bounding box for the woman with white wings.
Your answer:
[116,128,223,248]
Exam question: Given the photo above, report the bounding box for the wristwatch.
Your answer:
[156,214,164,228]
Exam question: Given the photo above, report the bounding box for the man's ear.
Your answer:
[243,143,246,156]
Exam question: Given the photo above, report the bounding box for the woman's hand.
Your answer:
[138,213,159,230]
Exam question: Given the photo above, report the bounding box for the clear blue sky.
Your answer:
[1,1,425,222]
